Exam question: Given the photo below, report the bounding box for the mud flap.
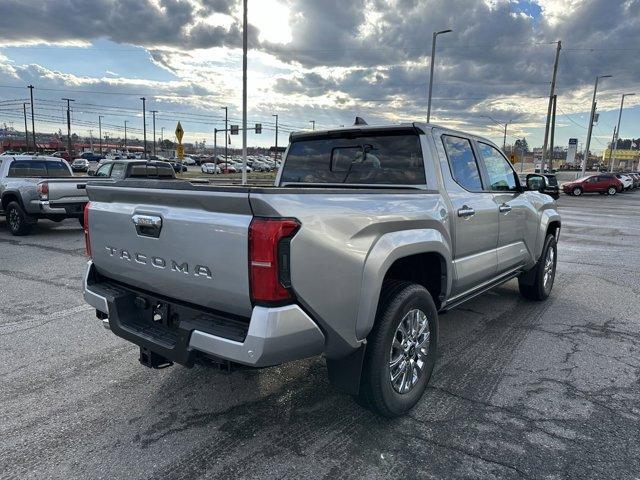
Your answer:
[326,344,366,395]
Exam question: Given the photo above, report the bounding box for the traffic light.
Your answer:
[255,123,262,134]
[230,125,239,135]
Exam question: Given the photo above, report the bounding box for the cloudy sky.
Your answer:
[0,0,638,152]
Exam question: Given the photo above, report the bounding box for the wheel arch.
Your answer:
[355,229,452,341]
[1,191,24,211]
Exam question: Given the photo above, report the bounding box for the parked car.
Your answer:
[51,151,71,161]
[182,156,197,166]
[562,174,623,196]
[629,172,640,188]
[83,122,561,417]
[201,162,221,174]
[169,162,188,173]
[0,155,88,235]
[615,174,633,191]
[71,158,90,172]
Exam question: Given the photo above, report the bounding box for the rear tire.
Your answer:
[358,281,439,417]
[6,201,34,236]
[519,234,557,301]
[607,186,617,195]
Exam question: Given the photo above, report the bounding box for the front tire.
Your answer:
[572,187,582,196]
[519,234,557,301]
[358,281,439,417]
[6,201,34,236]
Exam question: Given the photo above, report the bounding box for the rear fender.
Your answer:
[355,229,452,340]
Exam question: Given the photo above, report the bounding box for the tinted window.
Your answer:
[8,160,47,177]
[129,163,175,178]
[280,133,425,185]
[442,135,483,191]
[46,161,71,177]
[478,143,518,191]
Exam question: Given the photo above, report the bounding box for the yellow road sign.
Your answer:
[175,122,184,144]
[176,144,184,160]
[509,154,517,164]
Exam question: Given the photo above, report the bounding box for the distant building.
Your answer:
[601,149,639,170]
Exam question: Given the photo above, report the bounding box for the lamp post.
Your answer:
[581,75,611,176]
[273,114,279,160]
[221,106,228,169]
[98,116,103,155]
[140,97,147,159]
[427,29,452,123]
[609,93,635,172]
[124,120,128,152]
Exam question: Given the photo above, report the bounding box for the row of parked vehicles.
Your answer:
[561,172,640,196]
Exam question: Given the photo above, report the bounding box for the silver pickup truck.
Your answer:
[0,155,88,235]
[83,123,560,417]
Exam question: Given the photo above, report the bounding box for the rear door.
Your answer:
[476,142,530,273]
[438,134,498,296]
[87,183,254,317]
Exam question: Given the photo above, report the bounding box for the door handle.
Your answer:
[457,206,476,218]
[499,203,512,214]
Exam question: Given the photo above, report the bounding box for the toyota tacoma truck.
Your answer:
[83,123,560,417]
[0,155,88,235]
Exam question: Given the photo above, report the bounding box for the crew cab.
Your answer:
[91,159,176,180]
[0,155,88,235]
[83,122,560,417]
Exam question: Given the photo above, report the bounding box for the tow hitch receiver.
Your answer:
[139,346,173,369]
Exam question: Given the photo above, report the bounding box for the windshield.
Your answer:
[280,132,425,185]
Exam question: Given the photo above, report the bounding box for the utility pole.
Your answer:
[273,114,279,161]
[503,122,508,152]
[427,29,453,123]
[214,128,218,165]
[241,0,248,185]
[161,127,164,144]
[89,130,93,152]
[62,98,75,159]
[610,93,635,172]
[140,97,147,159]
[582,75,612,176]
[549,94,557,169]
[151,110,157,156]
[310,120,315,130]
[23,103,29,151]
[98,116,103,155]
[221,106,229,170]
[124,120,128,151]
[608,126,617,171]
[540,40,561,175]
[28,85,36,152]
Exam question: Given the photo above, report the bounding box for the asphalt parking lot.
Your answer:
[1,192,639,479]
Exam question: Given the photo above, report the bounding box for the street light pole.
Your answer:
[581,75,611,176]
[98,116,103,155]
[124,120,128,151]
[610,93,635,172]
[273,114,278,161]
[140,97,147,159]
[62,98,75,159]
[241,0,248,185]
[427,29,452,123]
[151,110,157,156]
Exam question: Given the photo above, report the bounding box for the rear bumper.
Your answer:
[36,200,86,216]
[83,261,325,368]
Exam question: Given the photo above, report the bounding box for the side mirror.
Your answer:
[526,174,546,192]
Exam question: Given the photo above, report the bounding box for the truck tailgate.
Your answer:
[87,183,254,317]
[44,178,88,205]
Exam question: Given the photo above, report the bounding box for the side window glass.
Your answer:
[442,135,483,191]
[478,143,518,191]
[110,163,127,180]
[95,164,112,177]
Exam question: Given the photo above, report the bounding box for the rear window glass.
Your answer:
[129,163,175,179]
[46,161,71,177]
[280,133,425,185]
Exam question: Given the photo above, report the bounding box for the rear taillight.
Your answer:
[84,202,92,258]
[37,182,49,201]
[249,217,300,304]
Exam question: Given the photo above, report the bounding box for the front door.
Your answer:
[439,134,499,296]
[476,142,530,273]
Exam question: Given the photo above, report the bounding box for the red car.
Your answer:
[562,174,623,196]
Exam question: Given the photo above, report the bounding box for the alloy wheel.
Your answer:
[543,245,556,290]
[8,208,20,232]
[389,309,431,394]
